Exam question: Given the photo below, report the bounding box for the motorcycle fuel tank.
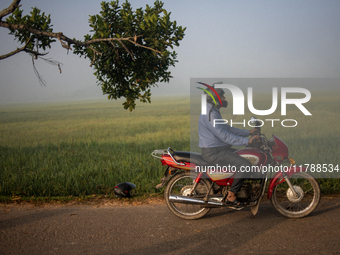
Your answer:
[206,148,267,185]
[235,147,267,167]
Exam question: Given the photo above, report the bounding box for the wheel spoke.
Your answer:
[165,172,212,219]
[271,172,320,218]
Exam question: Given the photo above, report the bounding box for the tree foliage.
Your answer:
[6,7,54,51]
[0,0,186,110]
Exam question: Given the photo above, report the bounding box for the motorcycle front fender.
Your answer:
[267,166,307,199]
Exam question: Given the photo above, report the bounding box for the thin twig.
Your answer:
[89,46,102,56]
[127,39,161,54]
[24,48,48,58]
[90,54,96,67]
[31,55,46,87]
[118,40,135,61]
[57,37,71,50]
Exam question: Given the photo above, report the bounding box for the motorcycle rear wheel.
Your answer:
[164,171,212,220]
[271,172,321,218]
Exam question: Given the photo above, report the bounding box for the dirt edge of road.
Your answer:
[0,195,166,210]
[1,194,340,211]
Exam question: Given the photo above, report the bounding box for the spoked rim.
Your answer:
[169,175,209,216]
[273,172,318,215]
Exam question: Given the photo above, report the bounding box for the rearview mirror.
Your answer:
[250,116,258,125]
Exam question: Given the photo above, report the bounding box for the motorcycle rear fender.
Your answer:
[155,167,178,189]
[267,166,307,199]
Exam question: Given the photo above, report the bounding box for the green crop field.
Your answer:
[0,97,190,198]
[0,91,339,199]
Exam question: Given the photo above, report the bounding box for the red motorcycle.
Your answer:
[152,118,321,220]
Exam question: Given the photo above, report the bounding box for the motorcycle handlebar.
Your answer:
[252,129,261,136]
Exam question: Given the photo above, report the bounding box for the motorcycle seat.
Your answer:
[173,151,211,166]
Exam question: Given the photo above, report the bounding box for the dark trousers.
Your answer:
[201,146,251,194]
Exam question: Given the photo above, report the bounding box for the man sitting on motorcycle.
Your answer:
[199,86,260,207]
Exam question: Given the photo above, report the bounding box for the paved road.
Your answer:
[1,197,340,255]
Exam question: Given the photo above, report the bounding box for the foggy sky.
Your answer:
[1,0,340,104]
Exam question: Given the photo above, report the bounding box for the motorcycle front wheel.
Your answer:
[271,172,321,218]
[164,171,213,220]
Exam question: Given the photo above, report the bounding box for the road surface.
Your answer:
[1,197,340,254]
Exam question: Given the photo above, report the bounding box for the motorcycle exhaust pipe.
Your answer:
[168,195,223,206]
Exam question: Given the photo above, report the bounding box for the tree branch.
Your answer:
[118,40,135,61]
[0,20,161,53]
[0,37,32,60]
[0,19,161,65]
[0,43,26,60]
[24,48,48,59]
[0,0,20,20]
[127,39,162,54]
[0,0,161,64]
